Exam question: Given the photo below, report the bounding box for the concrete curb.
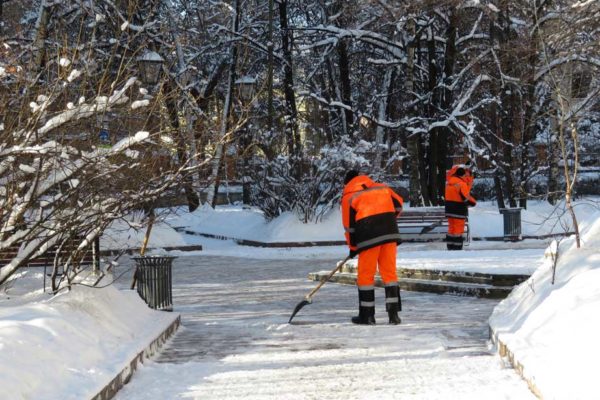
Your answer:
[310,271,514,299]
[100,245,203,256]
[489,326,542,399]
[91,314,181,400]
[177,228,574,248]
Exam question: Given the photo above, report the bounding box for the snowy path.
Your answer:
[115,255,534,400]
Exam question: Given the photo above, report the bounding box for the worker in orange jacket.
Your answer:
[341,170,404,325]
[444,166,476,250]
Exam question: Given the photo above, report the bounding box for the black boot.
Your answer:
[385,284,401,325]
[445,234,464,251]
[351,287,376,325]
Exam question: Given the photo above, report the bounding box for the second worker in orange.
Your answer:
[444,166,477,250]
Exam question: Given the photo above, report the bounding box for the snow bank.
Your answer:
[261,209,343,242]
[489,211,600,399]
[0,272,177,400]
[101,217,201,250]
[169,205,269,240]
[102,199,598,253]
[171,200,597,243]
[469,200,600,238]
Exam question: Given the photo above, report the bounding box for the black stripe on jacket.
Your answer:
[445,201,468,219]
[350,212,402,252]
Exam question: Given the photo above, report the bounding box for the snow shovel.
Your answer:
[419,219,444,235]
[288,255,353,323]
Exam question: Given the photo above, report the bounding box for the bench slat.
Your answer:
[1,237,99,269]
[397,209,469,243]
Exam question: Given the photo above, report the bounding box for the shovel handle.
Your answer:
[306,255,352,300]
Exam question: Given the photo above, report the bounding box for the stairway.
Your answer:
[308,263,530,299]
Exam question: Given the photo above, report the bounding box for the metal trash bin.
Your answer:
[132,256,176,311]
[499,208,522,241]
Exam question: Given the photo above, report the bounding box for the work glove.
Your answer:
[348,249,358,259]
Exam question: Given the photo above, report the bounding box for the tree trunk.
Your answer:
[424,26,437,206]
[206,0,240,208]
[33,1,53,70]
[337,40,354,138]
[490,102,506,208]
[547,130,560,204]
[503,93,517,208]
[437,10,457,204]
[497,5,517,208]
[165,82,200,212]
[278,0,300,163]
[557,117,581,248]
[374,68,393,171]
[419,138,432,206]
[267,0,274,133]
[0,0,4,36]
[325,58,343,139]
[406,18,423,206]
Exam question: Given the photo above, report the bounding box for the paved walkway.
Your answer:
[115,255,534,400]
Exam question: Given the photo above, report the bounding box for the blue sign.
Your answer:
[99,129,109,142]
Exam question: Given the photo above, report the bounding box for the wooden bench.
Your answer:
[397,207,470,243]
[0,237,100,270]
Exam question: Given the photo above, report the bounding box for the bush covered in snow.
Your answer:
[250,138,372,222]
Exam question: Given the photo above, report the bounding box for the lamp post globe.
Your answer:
[235,76,256,102]
[137,51,164,85]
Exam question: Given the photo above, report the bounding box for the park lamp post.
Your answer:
[137,50,164,86]
[234,76,257,205]
[132,50,177,312]
[235,76,256,102]
[134,50,164,258]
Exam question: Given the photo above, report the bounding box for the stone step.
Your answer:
[308,271,515,299]
[340,264,529,287]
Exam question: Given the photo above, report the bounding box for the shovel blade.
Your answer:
[420,221,442,234]
[288,299,310,323]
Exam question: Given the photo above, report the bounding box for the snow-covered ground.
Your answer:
[0,270,178,400]
[113,254,534,400]
[2,198,598,399]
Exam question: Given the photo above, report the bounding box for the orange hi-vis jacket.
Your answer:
[342,175,404,253]
[445,174,477,219]
[446,164,474,190]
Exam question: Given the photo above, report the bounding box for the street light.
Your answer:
[134,50,165,265]
[137,51,164,85]
[235,76,257,102]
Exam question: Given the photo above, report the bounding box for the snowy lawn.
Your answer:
[102,199,599,251]
[489,210,600,399]
[0,270,178,400]
[114,252,534,400]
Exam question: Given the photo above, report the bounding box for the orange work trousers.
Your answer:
[448,218,466,236]
[356,242,398,287]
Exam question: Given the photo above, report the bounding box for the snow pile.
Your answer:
[168,205,269,239]
[469,200,599,238]
[164,205,344,243]
[100,201,595,255]
[489,211,600,399]
[0,271,177,400]
[262,209,343,242]
[101,217,200,250]
[177,200,595,242]
[102,200,598,252]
